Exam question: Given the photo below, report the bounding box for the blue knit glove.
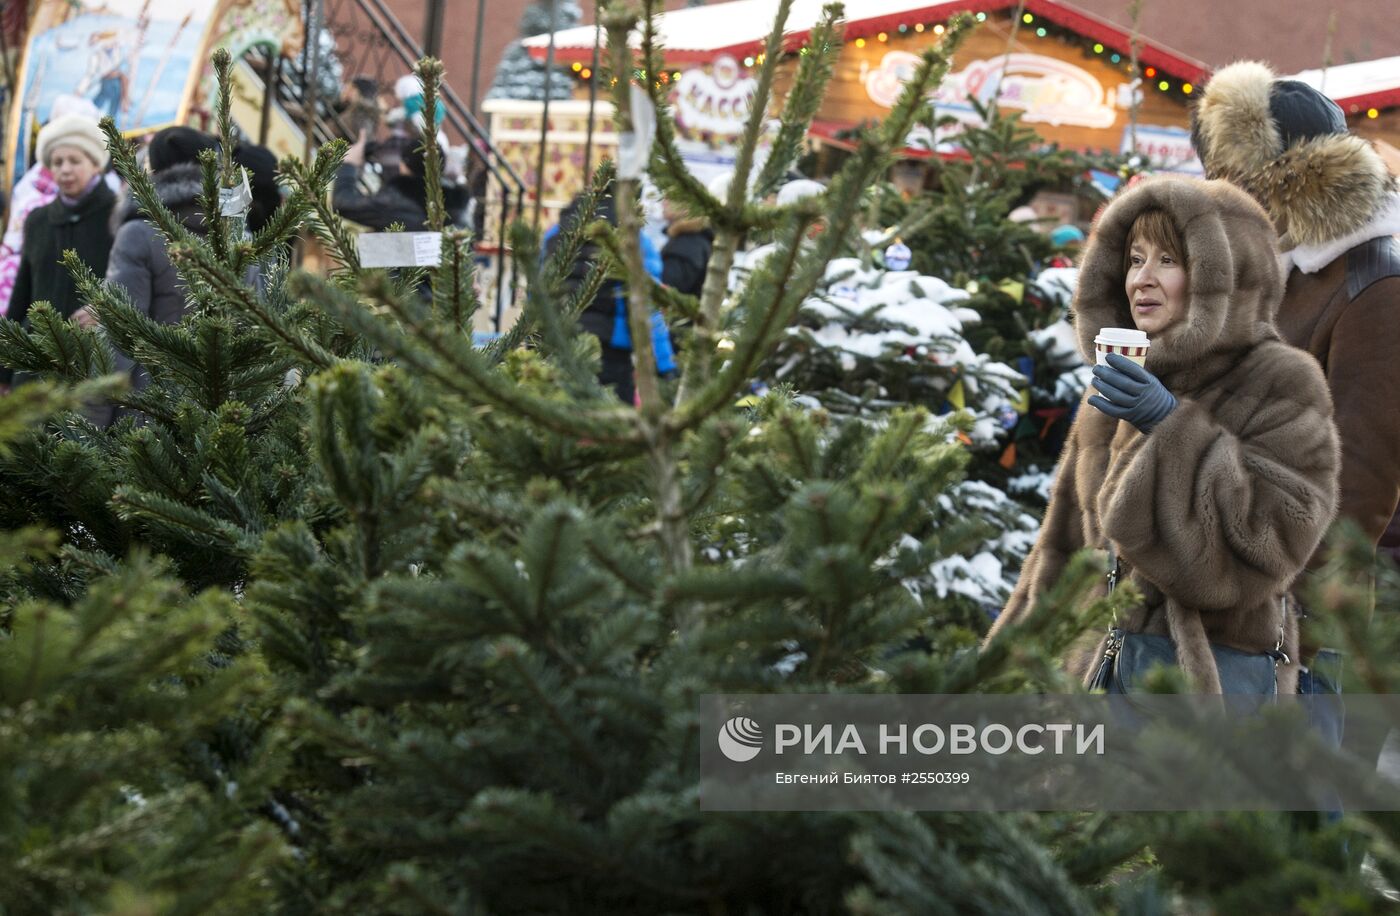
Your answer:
[1089,353,1178,434]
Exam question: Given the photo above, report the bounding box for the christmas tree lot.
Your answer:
[4,2,1400,912]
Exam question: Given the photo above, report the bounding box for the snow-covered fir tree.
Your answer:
[487,0,584,101]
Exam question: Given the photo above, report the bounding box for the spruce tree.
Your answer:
[487,0,585,102]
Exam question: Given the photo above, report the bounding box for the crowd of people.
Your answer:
[0,99,282,405]
[0,76,486,410]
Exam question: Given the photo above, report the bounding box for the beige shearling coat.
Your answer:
[987,178,1341,694]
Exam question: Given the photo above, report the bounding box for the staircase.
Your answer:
[240,0,524,332]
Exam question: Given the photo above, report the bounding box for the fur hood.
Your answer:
[1074,177,1283,380]
[666,217,710,237]
[1191,61,1396,249]
[111,161,207,234]
[992,175,1341,694]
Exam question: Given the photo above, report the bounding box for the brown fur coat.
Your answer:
[987,178,1341,694]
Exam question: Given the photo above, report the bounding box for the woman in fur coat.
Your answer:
[986,177,1341,694]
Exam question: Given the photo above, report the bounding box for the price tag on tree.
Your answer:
[218,169,254,217]
[357,232,443,268]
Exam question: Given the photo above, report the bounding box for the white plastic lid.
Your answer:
[1094,327,1150,347]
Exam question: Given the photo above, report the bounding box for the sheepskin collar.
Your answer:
[666,217,709,237]
[1191,61,1397,249]
[1074,177,1283,382]
[1281,192,1400,274]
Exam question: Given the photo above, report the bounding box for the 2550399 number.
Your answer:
[910,772,970,784]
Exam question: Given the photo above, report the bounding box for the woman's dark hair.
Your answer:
[1123,208,1186,275]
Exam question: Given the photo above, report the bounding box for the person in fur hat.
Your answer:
[1191,62,1400,564]
[987,177,1341,695]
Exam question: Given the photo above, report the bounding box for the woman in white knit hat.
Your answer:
[0,112,116,389]
[0,95,113,318]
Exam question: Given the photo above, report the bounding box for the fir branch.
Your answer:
[414,58,448,233]
[248,185,307,262]
[162,241,335,369]
[495,645,607,775]
[110,486,257,556]
[292,271,642,445]
[509,222,596,394]
[754,3,843,196]
[581,532,655,599]
[3,301,118,382]
[669,0,817,403]
[636,0,726,227]
[0,381,104,449]
[429,229,479,332]
[99,118,331,373]
[483,163,614,365]
[602,8,661,417]
[670,212,815,431]
[279,145,363,274]
[212,49,239,186]
[590,226,699,322]
[100,118,198,255]
[725,0,795,215]
[197,149,233,266]
[676,19,972,433]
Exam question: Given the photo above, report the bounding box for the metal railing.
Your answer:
[255,0,525,330]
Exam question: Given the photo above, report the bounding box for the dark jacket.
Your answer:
[661,217,714,297]
[1193,62,1400,556]
[989,178,1340,695]
[106,162,206,328]
[544,194,616,340]
[332,163,429,231]
[96,163,208,425]
[2,180,117,385]
[7,179,117,324]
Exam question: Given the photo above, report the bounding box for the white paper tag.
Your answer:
[219,169,254,217]
[618,83,656,180]
[357,232,443,268]
[412,232,441,265]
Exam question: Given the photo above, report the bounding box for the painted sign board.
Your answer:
[1122,123,1203,174]
[7,0,220,187]
[865,51,1117,130]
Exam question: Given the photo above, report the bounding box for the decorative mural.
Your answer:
[8,0,219,184]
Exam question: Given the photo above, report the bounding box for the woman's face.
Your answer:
[49,145,100,198]
[1125,237,1187,335]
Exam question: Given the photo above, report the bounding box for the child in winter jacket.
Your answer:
[987,177,1341,695]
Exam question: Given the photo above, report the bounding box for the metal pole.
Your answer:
[582,0,601,181]
[302,0,323,164]
[532,0,559,229]
[259,50,280,146]
[470,0,488,117]
[495,184,509,332]
[424,0,446,57]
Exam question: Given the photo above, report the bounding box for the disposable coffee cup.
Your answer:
[1094,328,1150,367]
